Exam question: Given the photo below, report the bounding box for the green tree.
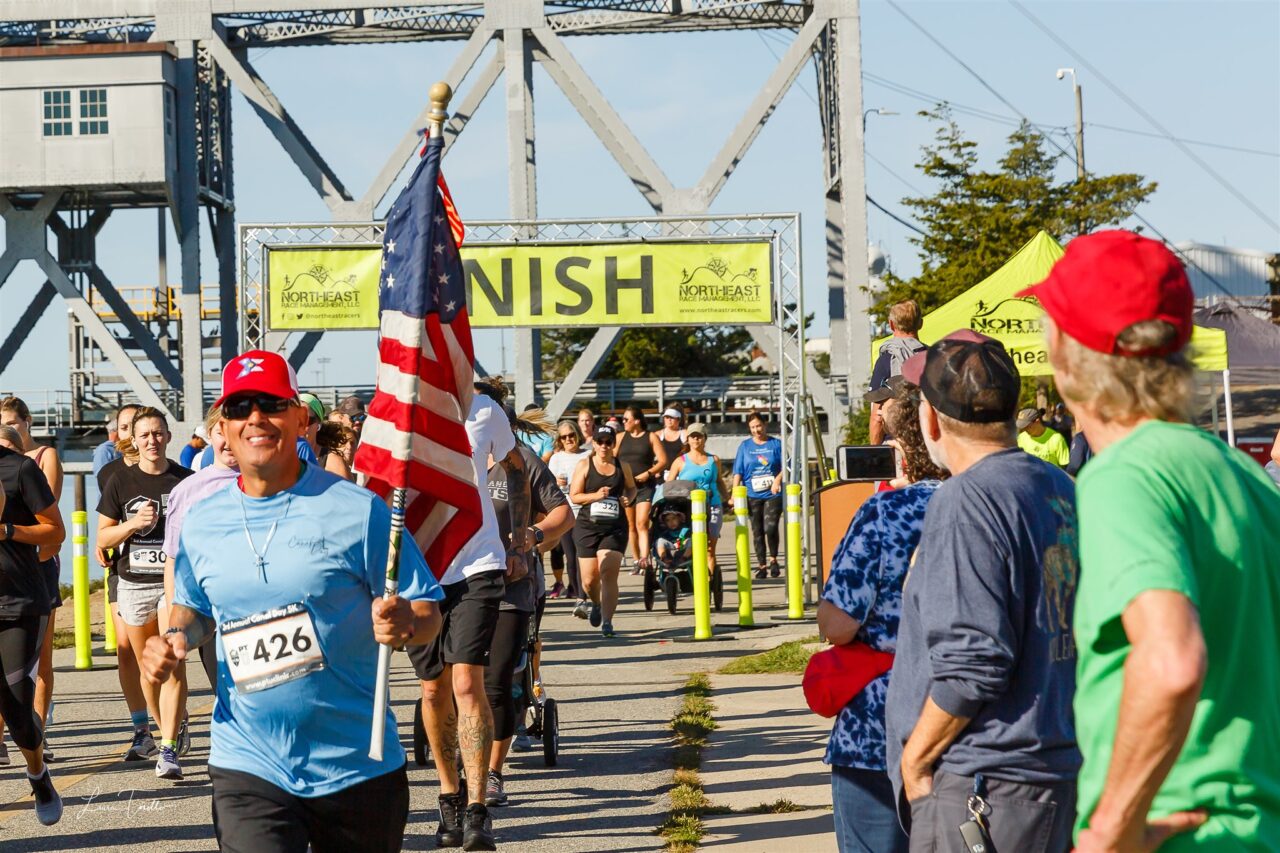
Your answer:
[873,108,1156,319]
[540,325,753,380]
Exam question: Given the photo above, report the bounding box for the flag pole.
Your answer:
[370,81,453,762]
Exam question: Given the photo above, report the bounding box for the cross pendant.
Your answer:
[256,557,267,580]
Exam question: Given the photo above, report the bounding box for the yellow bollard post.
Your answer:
[690,489,712,640]
[103,559,116,653]
[786,483,804,619]
[72,511,92,669]
[733,486,753,627]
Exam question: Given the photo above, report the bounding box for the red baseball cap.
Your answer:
[215,350,300,406]
[1017,230,1192,357]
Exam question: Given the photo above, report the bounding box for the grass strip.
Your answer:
[718,635,821,675]
[659,673,718,851]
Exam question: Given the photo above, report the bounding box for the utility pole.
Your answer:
[1057,68,1085,180]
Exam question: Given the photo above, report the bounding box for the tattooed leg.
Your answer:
[422,670,461,794]
[453,662,494,806]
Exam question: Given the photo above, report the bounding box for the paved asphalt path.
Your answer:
[0,556,799,852]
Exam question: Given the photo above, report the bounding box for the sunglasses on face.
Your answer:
[223,394,295,420]
[559,433,577,440]
[596,437,615,447]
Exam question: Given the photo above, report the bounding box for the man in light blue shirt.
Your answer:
[141,351,442,853]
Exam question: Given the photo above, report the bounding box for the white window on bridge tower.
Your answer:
[41,89,72,137]
[79,88,109,135]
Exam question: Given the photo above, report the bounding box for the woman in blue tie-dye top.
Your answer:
[818,383,948,853]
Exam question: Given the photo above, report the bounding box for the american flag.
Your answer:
[354,133,481,579]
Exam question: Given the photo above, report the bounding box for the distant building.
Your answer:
[1174,242,1277,307]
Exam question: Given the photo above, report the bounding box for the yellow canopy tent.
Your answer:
[871,230,1229,374]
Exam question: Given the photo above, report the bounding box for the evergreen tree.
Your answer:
[874,108,1156,318]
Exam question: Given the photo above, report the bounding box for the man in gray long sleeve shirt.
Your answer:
[885,330,1081,853]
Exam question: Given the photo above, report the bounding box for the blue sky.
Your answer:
[2,0,1277,392]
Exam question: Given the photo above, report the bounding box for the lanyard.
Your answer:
[239,491,292,582]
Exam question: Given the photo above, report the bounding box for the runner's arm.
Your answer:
[499,448,530,552]
[533,503,574,552]
[668,457,684,480]
[97,511,138,551]
[648,432,669,480]
[38,448,64,501]
[166,603,217,650]
[621,462,638,506]
[568,458,593,505]
[11,502,63,549]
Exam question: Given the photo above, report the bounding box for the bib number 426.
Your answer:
[253,626,313,664]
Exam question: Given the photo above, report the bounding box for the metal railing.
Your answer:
[88,285,225,322]
[0,389,76,433]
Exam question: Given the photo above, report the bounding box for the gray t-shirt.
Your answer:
[885,448,1081,795]
[487,445,566,612]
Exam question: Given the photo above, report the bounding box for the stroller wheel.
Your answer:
[412,698,427,767]
[542,699,560,767]
[643,566,657,611]
[664,575,679,615]
[712,565,724,612]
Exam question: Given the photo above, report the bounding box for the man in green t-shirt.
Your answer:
[1022,229,1280,852]
[1016,407,1071,467]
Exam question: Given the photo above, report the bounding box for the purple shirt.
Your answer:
[163,465,239,557]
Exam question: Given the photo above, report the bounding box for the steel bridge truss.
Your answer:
[0,0,870,436]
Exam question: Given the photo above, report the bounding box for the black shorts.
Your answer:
[634,484,656,504]
[107,568,118,604]
[210,763,408,853]
[406,570,505,681]
[41,558,62,609]
[573,523,628,554]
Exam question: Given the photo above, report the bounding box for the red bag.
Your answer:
[802,641,895,718]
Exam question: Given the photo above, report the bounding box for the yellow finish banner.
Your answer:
[264,240,773,331]
[266,245,383,331]
[463,241,773,328]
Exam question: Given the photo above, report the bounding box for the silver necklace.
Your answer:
[239,490,293,582]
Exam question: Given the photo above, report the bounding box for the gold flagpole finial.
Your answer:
[428,82,452,138]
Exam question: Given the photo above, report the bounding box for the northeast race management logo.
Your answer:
[969,297,1048,369]
[266,246,382,331]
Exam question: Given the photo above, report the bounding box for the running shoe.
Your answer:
[769,560,782,578]
[28,768,62,826]
[0,740,10,767]
[177,713,191,756]
[589,603,602,628]
[572,599,590,620]
[630,564,643,576]
[754,567,768,580]
[512,729,533,752]
[548,581,565,599]
[462,802,496,851]
[435,792,464,848]
[42,735,53,763]
[485,771,508,807]
[125,728,158,762]
[155,745,182,780]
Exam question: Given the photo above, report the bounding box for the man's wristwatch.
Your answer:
[1,523,12,541]
[533,527,545,545]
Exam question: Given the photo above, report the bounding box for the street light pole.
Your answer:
[1057,68,1085,180]
[863,107,899,132]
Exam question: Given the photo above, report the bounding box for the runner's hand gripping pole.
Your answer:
[369,80,454,762]
[369,489,407,761]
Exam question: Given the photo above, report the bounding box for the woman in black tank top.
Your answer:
[570,425,637,638]
[617,407,668,573]
[657,405,686,481]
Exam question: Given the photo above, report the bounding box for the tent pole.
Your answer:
[1223,369,1235,447]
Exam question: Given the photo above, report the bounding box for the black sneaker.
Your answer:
[484,770,508,807]
[28,768,62,826]
[589,603,602,628]
[769,561,782,578]
[462,802,496,851]
[435,792,464,848]
[754,567,768,580]
[125,728,157,762]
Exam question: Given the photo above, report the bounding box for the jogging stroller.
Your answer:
[642,479,724,615]
[411,608,559,768]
